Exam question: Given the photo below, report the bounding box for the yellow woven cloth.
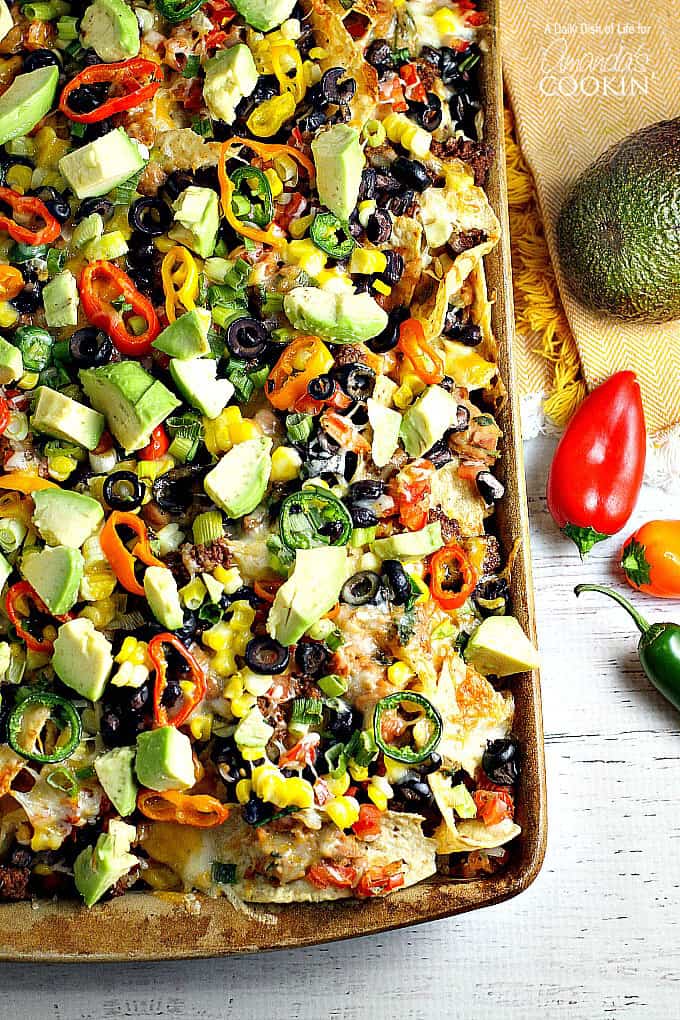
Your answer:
[501,0,680,434]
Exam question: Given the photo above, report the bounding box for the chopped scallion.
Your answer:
[193,510,224,546]
[285,412,313,444]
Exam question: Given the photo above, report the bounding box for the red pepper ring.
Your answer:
[397,317,444,386]
[0,187,61,246]
[149,633,207,728]
[5,581,72,654]
[59,58,164,124]
[429,544,478,610]
[79,262,160,356]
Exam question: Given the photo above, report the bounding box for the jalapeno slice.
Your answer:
[228,166,274,229]
[279,486,352,550]
[8,691,82,764]
[309,212,355,259]
[373,691,442,764]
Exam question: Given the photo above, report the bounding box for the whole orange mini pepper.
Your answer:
[621,521,680,598]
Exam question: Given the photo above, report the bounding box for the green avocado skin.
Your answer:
[556,117,680,323]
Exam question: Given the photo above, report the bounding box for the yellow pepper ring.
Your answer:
[161,245,199,323]
[271,42,305,104]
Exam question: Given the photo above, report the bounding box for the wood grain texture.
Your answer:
[1,434,676,1018]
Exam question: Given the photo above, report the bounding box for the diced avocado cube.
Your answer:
[203,44,258,126]
[464,616,540,677]
[0,550,11,591]
[144,566,184,631]
[267,546,348,646]
[234,706,274,749]
[311,124,364,221]
[0,0,12,41]
[401,384,465,459]
[169,356,234,419]
[0,65,59,147]
[135,726,195,792]
[372,521,444,561]
[79,361,180,453]
[80,0,140,63]
[204,437,272,518]
[231,0,296,31]
[32,488,103,548]
[22,545,84,616]
[42,270,79,328]
[94,746,137,817]
[450,782,477,819]
[52,616,114,700]
[0,336,22,385]
[367,397,402,468]
[168,186,219,260]
[151,308,211,360]
[74,820,137,908]
[31,386,105,451]
[283,286,388,344]
[59,128,145,201]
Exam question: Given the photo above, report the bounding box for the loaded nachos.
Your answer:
[0,0,539,908]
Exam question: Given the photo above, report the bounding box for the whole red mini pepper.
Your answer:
[546,371,646,556]
[80,262,160,356]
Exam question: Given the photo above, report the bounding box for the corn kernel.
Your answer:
[357,199,376,228]
[263,167,283,198]
[215,565,243,595]
[223,675,243,701]
[288,212,314,239]
[112,661,148,688]
[367,786,388,811]
[236,779,252,804]
[190,714,213,740]
[230,419,261,444]
[349,762,369,782]
[241,668,273,697]
[116,636,139,664]
[432,7,459,35]
[283,777,314,809]
[31,829,62,852]
[393,383,415,409]
[308,46,327,59]
[18,370,39,390]
[401,123,431,159]
[80,597,118,627]
[202,621,231,651]
[325,795,360,830]
[315,268,353,292]
[213,648,238,677]
[0,302,19,328]
[326,771,350,797]
[231,693,257,718]
[373,279,391,296]
[270,445,302,483]
[241,745,265,762]
[388,661,415,686]
[350,247,387,276]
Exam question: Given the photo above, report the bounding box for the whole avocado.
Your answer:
[556,118,680,322]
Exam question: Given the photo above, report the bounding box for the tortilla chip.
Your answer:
[154,129,221,172]
[433,816,521,855]
[141,810,436,902]
[304,0,378,126]
[429,460,487,537]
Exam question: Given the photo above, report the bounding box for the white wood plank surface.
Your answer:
[1,434,678,1020]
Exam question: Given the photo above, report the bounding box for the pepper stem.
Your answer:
[574,584,650,635]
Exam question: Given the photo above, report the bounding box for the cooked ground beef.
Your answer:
[428,506,462,543]
[333,343,370,367]
[180,537,233,577]
[0,863,31,901]
[447,228,487,256]
[431,137,495,187]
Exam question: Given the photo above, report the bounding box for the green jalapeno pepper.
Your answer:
[575,584,680,712]
[309,212,355,259]
[373,690,443,764]
[228,166,274,229]
[13,326,53,371]
[279,486,352,550]
[154,0,203,22]
[8,690,82,764]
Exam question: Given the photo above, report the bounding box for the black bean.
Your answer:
[294,641,329,677]
[11,285,41,314]
[318,518,347,543]
[389,189,416,215]
[407,93,442,133]
[358,168,377,201]
[391,156,431,192]
[382,250,404,284]
[76,197,114,223]
[128,197,172,237]
[350,504,378,528]
[326,698,358,741]
[453,404,471,432]
[482,737,520,786]
[424,436,454,469]
[393,778,434,808]
[347,479,384,501]
[243,795,267,825]
[162,170,193,203]
[419,46,441,69]
[66,82,108,114]
[23,49,61,73]
[374,171,401,194]
[297,110,327,133]
[245,635,290,675]
[419,751,442,775]
[476,471,505,505]
[365,208,392,245]
[381,560,411,606]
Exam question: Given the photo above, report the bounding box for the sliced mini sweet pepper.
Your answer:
[100,510,165,597]
[80,262,160,356]
[5,581,71,654]
[265,335,334,411]
[137,789,230,827]
[161,245,199,324]
[429,543,478,610]
[59,58,163,123]
[0,187,60,246]
[148,632,207,728]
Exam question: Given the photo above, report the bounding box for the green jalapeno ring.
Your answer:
[155,0,203,24]
[373,690,443,764]
[8,690,82,764]
[279,486,353,550]
[228,166,274,229]
[309,212,356,259]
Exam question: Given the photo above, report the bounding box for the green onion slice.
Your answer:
[373,691,442,765]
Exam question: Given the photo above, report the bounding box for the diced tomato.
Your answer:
[320,409,371,453]
[278,732,320,768]
[293,393,325,416]
[352,804,382,840]
[306,861,358,889]
[0,397,10,436]
[343,10,369,39]
[182,79,204,112]
[137,425,169,461]
[356,861,405,897]
[392,459,434,531]
[92,430,114,455]
[473,789,514,826]
[204,0,236,26]
[205,27,228,50]
[466,11,488,25]
[274,191,307,232]
[457,461,484,481]
[400,64,426,103]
